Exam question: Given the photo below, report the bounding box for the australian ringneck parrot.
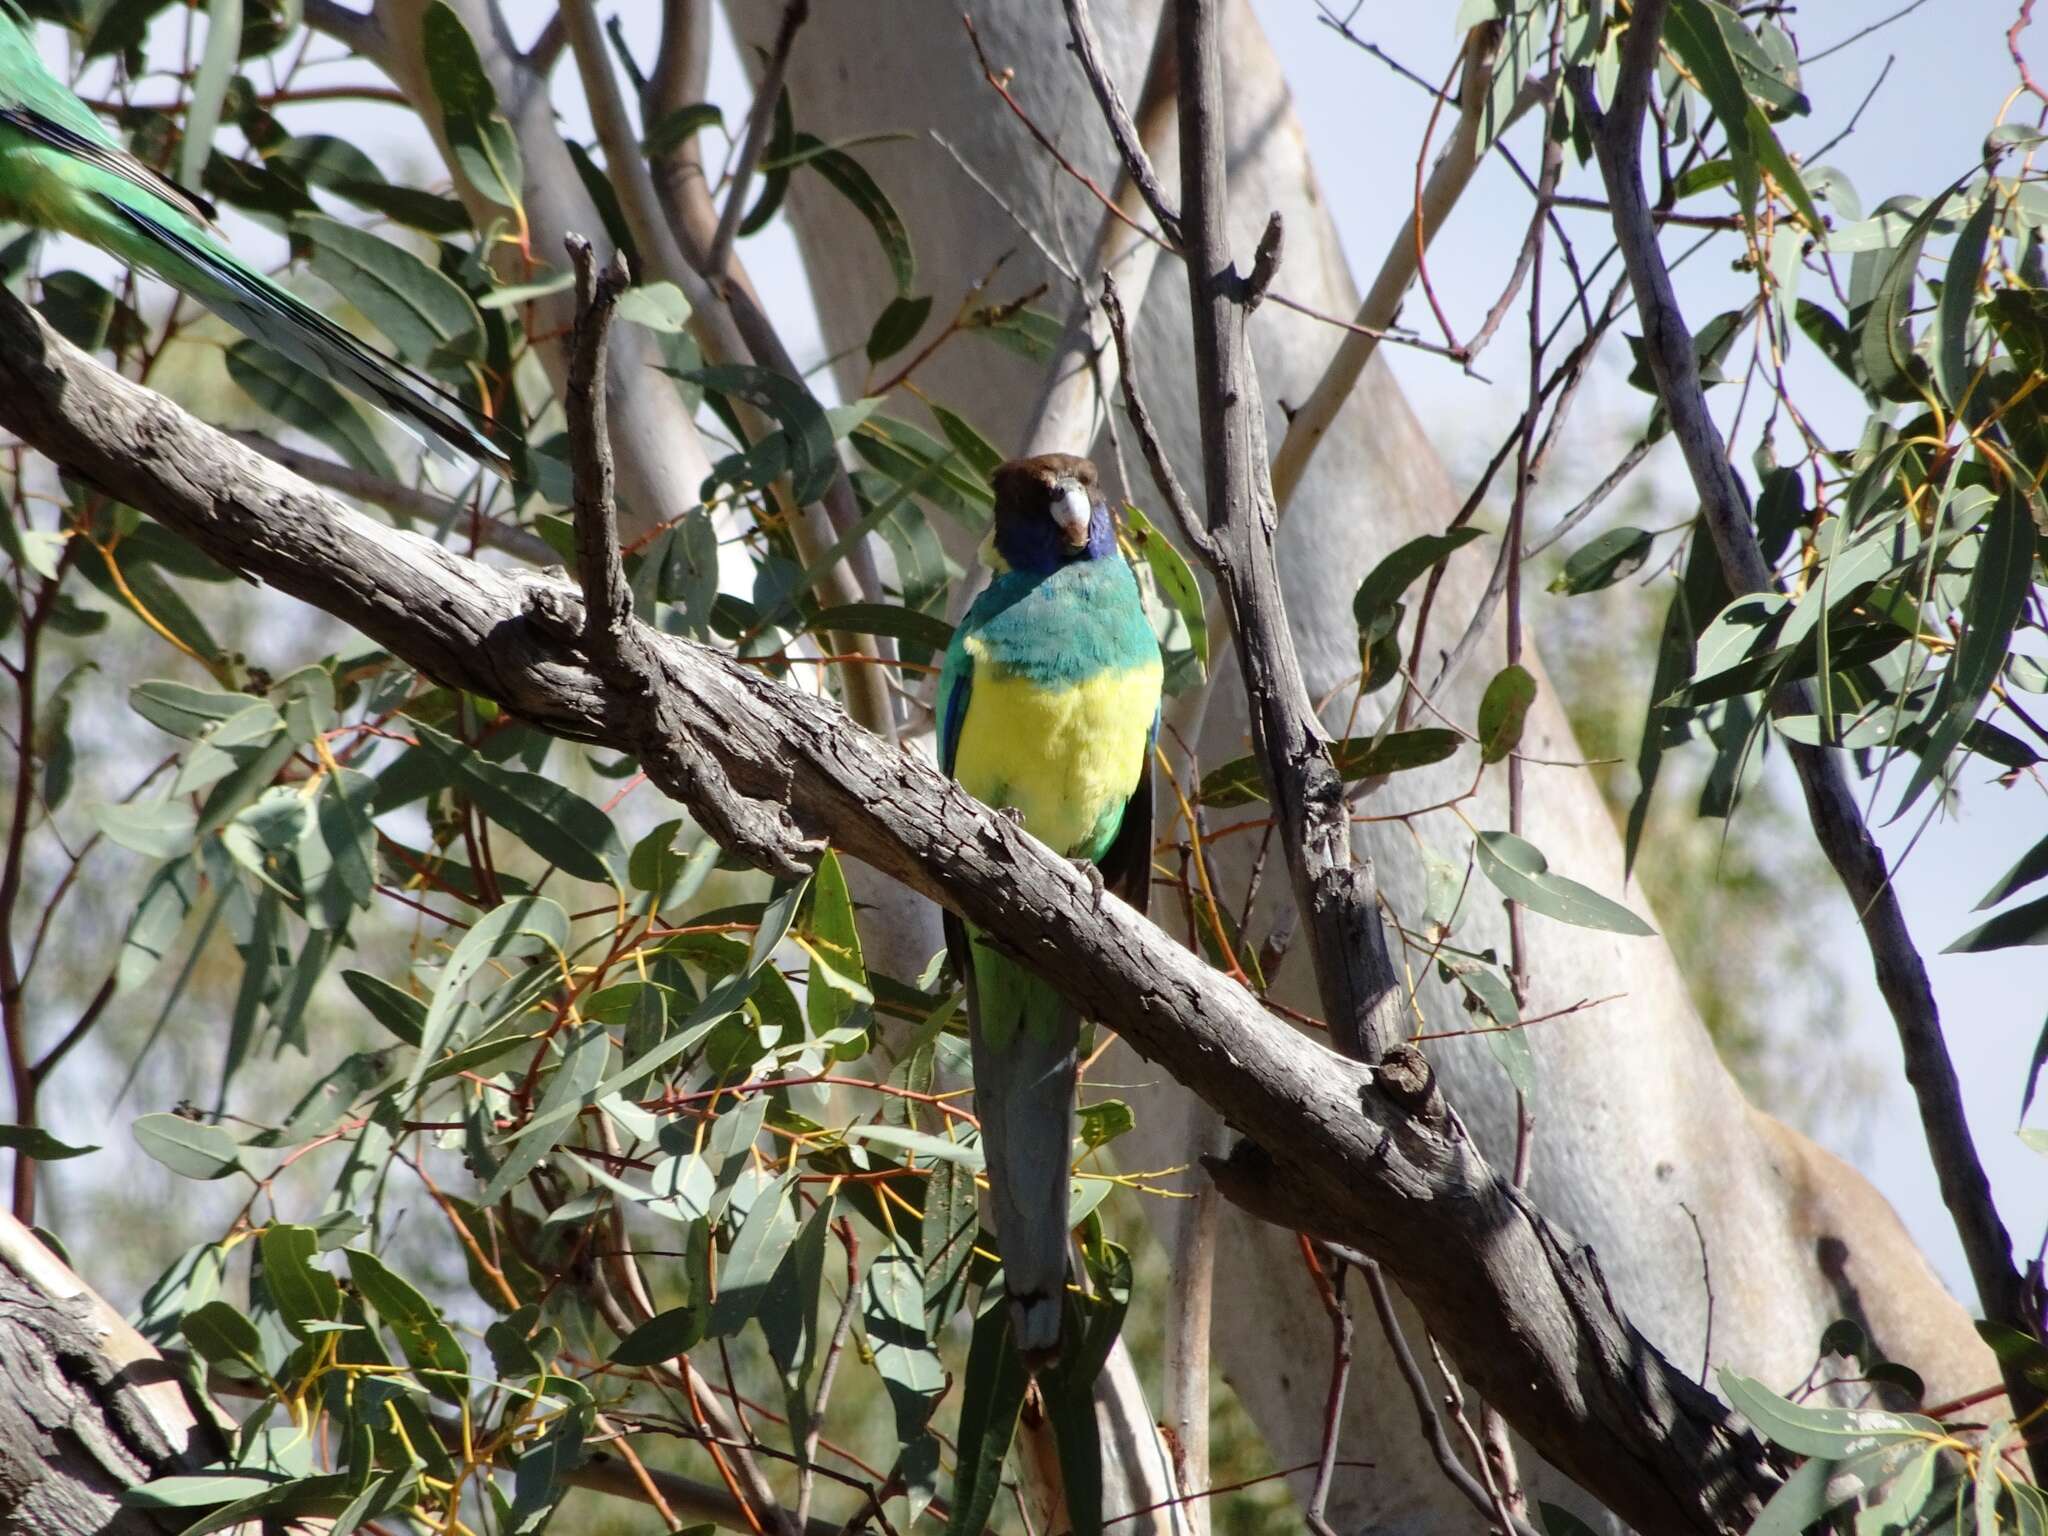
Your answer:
[936,453,1162,1362]
[0,2,507,471]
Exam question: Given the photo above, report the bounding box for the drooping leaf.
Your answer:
[684,364,839,507]
[642,102,725,158]
[258,1224,341,1340]
[801,850,870,1044]
[616,281,693,334]
[811,602,954,653]
[944,1296,1030,1536]
[1858,188,1953,405]
[610,1303,704,1366]
[1197,729,1462,809]
[178,0,243,194]
[1935,187,1996,413]
[420,2,523,210]
[1719,1369,1941,1458]
[1895,488,2033,817]
[1352,527,1486,645]
[180,1298,265,1374]
[1476,664,1537,765]
[1126,505,1207,678]
[792,134,914,295]
[342,970,426,1047]
[1550,527,1654,594]
[0,1124,98,1160]
[703,1173,798,1339]
[867,294,933,364]
[1473,831,1655,936]
[410,718,625,886]
[346,1248,470,1399]
[407,894,570,1097]
[1946,894,2048,954]
[736,85,793,237]
[117,855,200,994]
[291,213,482,370]
[481,1022,611,1203]
[226,340,396,480]
[133,1113,244,1181]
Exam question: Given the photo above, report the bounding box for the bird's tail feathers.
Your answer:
[101,196,512,474]
[963,936,1079,1365]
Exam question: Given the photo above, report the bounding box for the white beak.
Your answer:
[1054,480,1095,548]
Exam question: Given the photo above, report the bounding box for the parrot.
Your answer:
[0,2,509,472]
[935,452,1162,1363]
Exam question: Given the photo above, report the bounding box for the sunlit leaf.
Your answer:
[1474,831,1655,936]
[1476,664,1537,765]
[133,1112,244,1180]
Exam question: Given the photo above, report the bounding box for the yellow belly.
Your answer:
[952,654,1160,859]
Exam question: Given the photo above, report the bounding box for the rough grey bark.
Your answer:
[0,1274,193,1535]
[735,0,2002,1525]
[0,282,1779,1536]
[0,1220,233,1536]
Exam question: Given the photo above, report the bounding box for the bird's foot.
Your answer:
[996,805,1027,828]
[1073,858,1105,913]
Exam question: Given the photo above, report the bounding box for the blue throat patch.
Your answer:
[992,501,1117,574]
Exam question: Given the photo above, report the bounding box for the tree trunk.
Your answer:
[735,0,1997,1524]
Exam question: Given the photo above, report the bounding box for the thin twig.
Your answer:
[1800,0,1932,65]
[1062,0,1182,246]
[1523,433,1653,558]
[227,432,554,565]
[1314,3,1456,100]
[1807,54,1897,163]
[565,238,635,655]
[1301,1243,1355,1536]
[797,1220,860,1528]
[1681,1201,1715,1386]
[1100,271,1210,562]
[1359,1261,1542,1536]
[708,0,809,284]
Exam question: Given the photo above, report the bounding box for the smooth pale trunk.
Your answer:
[727,0,1998,1527]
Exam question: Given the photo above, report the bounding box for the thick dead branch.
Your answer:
[0,1217,239,1535]
[1573,0,2046,1477]
[0,247,1778,1536]
[1167,0,1403,1063]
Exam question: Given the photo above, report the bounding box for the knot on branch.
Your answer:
[1240,211,1283,310]
[1375,1042,1444,1125]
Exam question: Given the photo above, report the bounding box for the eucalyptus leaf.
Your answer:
[1474,831,1656,936]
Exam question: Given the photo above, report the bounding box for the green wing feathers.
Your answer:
[0,10,508,470]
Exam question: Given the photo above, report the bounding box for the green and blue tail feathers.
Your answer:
[951,914,1081,1363]
[104,196,508,470]
[0,10,510,472]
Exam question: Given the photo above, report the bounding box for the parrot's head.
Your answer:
[987,453,1115,573]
